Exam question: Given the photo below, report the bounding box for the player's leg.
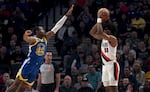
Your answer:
[102,65,110,92]
[104,86,110,92]
[5,78,21,92]
[108,62,120,92]
[15,81,28,92]
[109,86,118,92]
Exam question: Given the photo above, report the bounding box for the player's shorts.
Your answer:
[102,62,120,87]
[16,59,41,86]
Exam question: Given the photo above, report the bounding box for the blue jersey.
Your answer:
[26,36,47,65]
[16,36,47,86]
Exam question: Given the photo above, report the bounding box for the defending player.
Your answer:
[6,5,74,92]
[89,8,120,92]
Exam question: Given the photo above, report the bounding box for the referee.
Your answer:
[36,52,61,92]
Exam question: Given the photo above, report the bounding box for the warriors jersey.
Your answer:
[26,36,47,63]
[101,39,117,65]
[16,36,47,86]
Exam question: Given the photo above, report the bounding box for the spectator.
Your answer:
[80,37,94,55]
[7,40,16,55]
[121,67,137,86]
[71,65,80,86]
[125,31,140,49]
[0,72,10,92]
[62,54,72,74]
[59,75,77,92]
[3,26,15,46]
[133,62,145,87]
[10,34,20,45]
[77,6,94,36]
[84,54,93,65]
[71,48,85,75]
[76,21,87,38]
[92,51,102,72]
[136,41,149,62]
[10,45,26,78]
[84,64,102,91]
[124,50,136,71]
[10,45,26,64]
[117,13,130,38]
[126,83,135,92]
[78,77,94,92]
[0,46,11,74]
[130,14,146,39]
[10,6,26,40]
[119,77,130,92]
[139,78,150,92]
[74,74,83,90]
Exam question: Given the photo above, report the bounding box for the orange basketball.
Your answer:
[98,8,110,21]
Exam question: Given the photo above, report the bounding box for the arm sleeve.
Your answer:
[51,15,67,34]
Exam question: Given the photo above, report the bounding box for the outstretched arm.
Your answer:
[45,4,74,41]
[23,30,36,45]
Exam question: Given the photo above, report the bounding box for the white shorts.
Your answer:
[102,62,120,87]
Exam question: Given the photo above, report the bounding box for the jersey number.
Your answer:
[104,48,108,53]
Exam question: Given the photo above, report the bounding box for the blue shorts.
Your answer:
[16,59,41,86]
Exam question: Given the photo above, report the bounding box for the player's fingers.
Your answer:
[71,4,74,9]
[69,4,74,11]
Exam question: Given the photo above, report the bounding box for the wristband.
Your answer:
[97,18,102,23]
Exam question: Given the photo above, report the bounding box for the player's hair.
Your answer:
[32,26,45,35]
[111,29,116,36]
[34,26,44,31]
[103,20,117,36]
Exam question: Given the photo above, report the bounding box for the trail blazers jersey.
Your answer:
[101,39,117,65]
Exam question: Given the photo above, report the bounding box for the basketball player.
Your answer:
[89,8,120,92]
[6,5,74,92]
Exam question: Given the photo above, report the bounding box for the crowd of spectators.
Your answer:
[0,0,150,92]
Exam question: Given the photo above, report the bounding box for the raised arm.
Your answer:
[23,30,36,45]
[45,4,74,41]
[89,8,118,47]
[89,23,103,40]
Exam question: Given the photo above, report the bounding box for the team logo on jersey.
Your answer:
[36,43,45,56]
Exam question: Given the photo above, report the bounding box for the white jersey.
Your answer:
[101,39,117,65]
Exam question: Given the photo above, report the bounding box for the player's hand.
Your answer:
[65,4,74,16]
[54,89,59,92]
[24,30,32,36]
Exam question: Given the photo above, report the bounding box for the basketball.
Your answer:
[98,8,110,21]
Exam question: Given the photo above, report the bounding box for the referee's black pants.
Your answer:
[40,83,55,92]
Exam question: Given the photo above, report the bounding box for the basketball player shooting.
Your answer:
[89,8,120,92]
